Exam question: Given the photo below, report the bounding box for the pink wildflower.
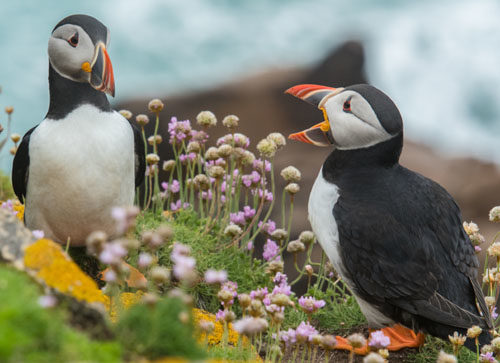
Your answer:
[368,330,391,349]
[138,252,153,269]
[38,294,57,308]
[298,296,326,314]
[32,230,45,239]
[295,321,318,343]
[204,269,228,284]
[263,239,279,261]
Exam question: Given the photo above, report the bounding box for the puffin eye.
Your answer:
[68,33,79,47]
[343,100,351,112]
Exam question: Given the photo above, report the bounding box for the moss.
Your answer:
[0,265,121,362]
[115,296,206,360]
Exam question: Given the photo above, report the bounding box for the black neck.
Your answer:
[322,133,403,180]
[46,64,111,120]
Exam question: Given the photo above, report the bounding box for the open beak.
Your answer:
[285,84,343,146]
[83,42,115,97]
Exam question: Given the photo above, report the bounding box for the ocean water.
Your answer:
[1,0,500,172]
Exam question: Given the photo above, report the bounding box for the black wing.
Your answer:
[12,126,37,203]
[335,168,492,330]
[132,123,146,187]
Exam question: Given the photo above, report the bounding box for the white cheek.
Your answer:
[332,114,393,149]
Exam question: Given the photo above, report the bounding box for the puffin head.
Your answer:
[48,14,115,96]
[286,84,402,150]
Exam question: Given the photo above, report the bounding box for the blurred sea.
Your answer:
[1,0,500,172]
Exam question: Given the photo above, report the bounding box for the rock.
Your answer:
[0,208,35,268]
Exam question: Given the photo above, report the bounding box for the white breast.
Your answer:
[25,104,135,246]
[308,167,394,327]
[308,167,345,278]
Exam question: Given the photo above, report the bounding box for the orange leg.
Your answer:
[333,324,426,355]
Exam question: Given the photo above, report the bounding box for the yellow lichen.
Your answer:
[104,291,144,322]
[24,238,107,305]
[12,201,24,221]
[193,308,246,347]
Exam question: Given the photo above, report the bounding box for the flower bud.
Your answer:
[187,141,201,154]
[256,138,277,158]
[148,135,163,146]
[148,98,164,113]
[321,335,337,350]
[364,352,386,363]
[163,160,176,171]
[311,334,323,346]
[287,240,305,253]
[207,165,225,179]
[266,260,284,275]
[196,111,217,127]
[119,110,132,120]
[135,114,150,127]
[267,132,286,149]
[448,331,466,346]
[489,206,500,222]
[5,106,13,114]
[193,174,210,191]
[299,231,315,244]
[436,350,457,363]
[86,230,108,255]
[281,166,301,183]
[150,266,170,285]
[238,293,251,308]
[242,150,256,165]
[224,310,236,323]
[467,325,482,339]
[156,225,174,242]
[285,183,300,195]
[224,224,242,237]
[222,114,239,129]
[199,320,215,333]
[347,333,366,348]
[218,144,233,158]
[305,265,313,276]
[271,293,291,307]
[271,228,288,242]
[9,146,17,155]
[142,292,159,306]
[146,153,160,165]
[205,147,219,161]
[10,133,20,143]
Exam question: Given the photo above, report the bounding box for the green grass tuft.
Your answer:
[405,335,476,362]
[0,170,15,200]
[115,296,206,360]
[134,209,271,313]
[0,265,121,363]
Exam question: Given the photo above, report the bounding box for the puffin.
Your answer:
[11,14,145,246]
[286,83,493,351]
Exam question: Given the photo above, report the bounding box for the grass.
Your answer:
[134,209,271,313]
[0,265,121,363]
[405,335,476,362]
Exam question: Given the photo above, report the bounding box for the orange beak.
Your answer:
[285,84,343,146]
[89,42,115,97]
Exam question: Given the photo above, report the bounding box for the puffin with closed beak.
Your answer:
[287,83,493,351]
[12,14,145,246]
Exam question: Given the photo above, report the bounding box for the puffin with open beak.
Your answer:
[12,14,145,246]
[287,84,493,352]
